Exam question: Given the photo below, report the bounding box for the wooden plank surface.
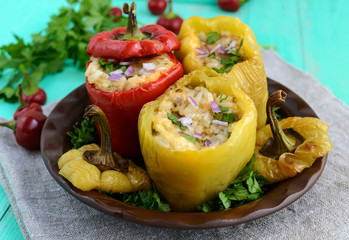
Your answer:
[0,0,348,239]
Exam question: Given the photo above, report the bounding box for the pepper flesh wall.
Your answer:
[176,16,268,129]
[138,71,257,211]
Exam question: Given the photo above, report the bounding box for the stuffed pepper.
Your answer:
[85,2,184,158]
[176,16,268,129]
[254,90,332,184]
[138,71,257,211]
[59,105,151,193]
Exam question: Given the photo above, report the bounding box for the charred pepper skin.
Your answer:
[176,16,268,129]
[138,71,257,211]
[86,53,184,158]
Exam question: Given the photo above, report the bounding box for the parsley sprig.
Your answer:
[0,0,128,102]
[212,39,244,74]
[67,116,99,149]
[198,154,268,212]
[104,184,171,212]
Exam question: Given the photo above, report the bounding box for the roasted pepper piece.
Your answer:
[176,16,268,129]
[58,105,151,193]
[254,90,332,184]
[138,71,257,211]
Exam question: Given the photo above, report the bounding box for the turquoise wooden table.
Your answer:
[0,0,348,238]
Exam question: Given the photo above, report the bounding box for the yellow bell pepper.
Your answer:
[254,90,332,184]
[138,71,257,211]
[58,143,151,192]
[58,105,151,193]
[176,16,268,129]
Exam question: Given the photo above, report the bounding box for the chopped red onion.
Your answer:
[124,65,134,76]
[138,68,146,75]
[110,73,123,81]
[228,40,237,50]
[110,69,123,75]
[178,131,190,136]
[210,44,222,53]
[119,61,130,65]
[179,117,193,131]
[196,53,208,57]
[193,132,202,139]
[143,63,156,71]
[210,101,221,113]
[205,140,211,147]
[188,97,198,108]
[205,46,211,53]
[107,59,116,62]
[218,45,228,53]
[196,48,207,54]
[212,120,228,126]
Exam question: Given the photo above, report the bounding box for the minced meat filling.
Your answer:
[152,84,241,150]
[85,53,174,92]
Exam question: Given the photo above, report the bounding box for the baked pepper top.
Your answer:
[87,2,180,59]
[176,16,268,129]
[138,71,257,211]
[58,105,151,193]
[254,90,332,184]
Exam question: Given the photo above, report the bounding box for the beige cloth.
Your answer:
[0,50,348,239]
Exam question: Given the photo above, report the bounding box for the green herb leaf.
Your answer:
[198,154,269,212]
[273,106,282,120]
[0,0,128,103]
[67,116,99,149]
[219,94,228,103]
[167,112,188,131]
[105,184,171,212]
[206,32,220,44]
[180,135,196,143]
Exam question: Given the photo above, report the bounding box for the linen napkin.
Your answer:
[0,50,348,240]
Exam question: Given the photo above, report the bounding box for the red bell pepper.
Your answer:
[85,53,183,158]
[85,3,183,158]
[86,3,180,60]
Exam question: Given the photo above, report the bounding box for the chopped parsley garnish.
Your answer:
[212,39,244,74]
[98,58,128,73]
[214,105,237,123]
[180,135,196,143]
[67,117,99,149]
[197,154,269,212]
[219,94,228,103]
[103,184,171,212]
[207,52,216,58]
[206,32,220,44]
[98,58,114,73]
[167,112,187,131]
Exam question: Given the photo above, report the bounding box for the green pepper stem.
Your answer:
[117,2,152,41]
[17,84,29,111]
[0,120,16,132]
[83,105,129,172]
[164,0,177,19]
[259,90,304,159]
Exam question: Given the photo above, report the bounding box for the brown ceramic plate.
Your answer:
[41,78,327,229]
